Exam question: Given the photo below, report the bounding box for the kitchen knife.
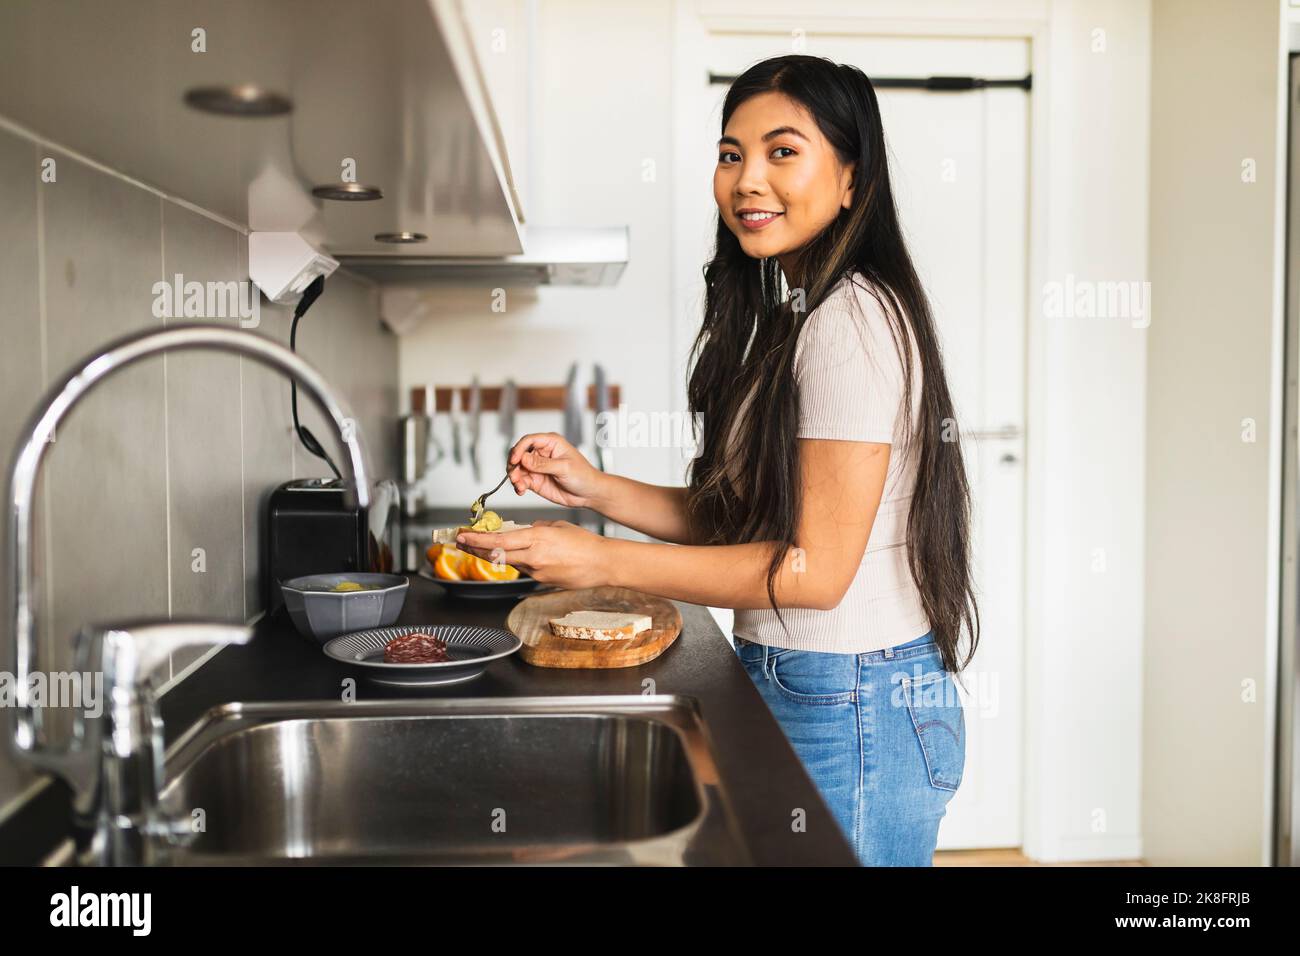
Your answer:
[468,375,482,482]
[450,385,463,466]
[592,363,609,537]
[563,361,582,448]
[500,378,517,465]
[592,363,608,474]
[426,381,446,470]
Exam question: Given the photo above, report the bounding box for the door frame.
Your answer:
[669,1,1054,858]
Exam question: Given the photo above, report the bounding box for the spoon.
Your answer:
[470,470,511,523]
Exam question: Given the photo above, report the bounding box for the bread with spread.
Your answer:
[548,610,652,641]
[430,509,531,544]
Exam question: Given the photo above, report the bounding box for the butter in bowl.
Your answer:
[279,572,409,642]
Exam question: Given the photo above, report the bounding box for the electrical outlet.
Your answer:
[249,232,339,305]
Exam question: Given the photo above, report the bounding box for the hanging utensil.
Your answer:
[400,389,430,485]
[449,385,463,465]
[592,363,609,537]
[592,364,608,474]
[468,375,482,482]
[499,378,518,465]
[426,381,446,470]
[563,362,582,448]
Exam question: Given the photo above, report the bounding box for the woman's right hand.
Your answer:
[506,432,606,509]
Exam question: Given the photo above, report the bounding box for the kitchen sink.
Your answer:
[157,696,751,865]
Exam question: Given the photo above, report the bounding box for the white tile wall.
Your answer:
[0,124,398,816]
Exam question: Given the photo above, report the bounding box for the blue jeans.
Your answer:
[734,631,965,866]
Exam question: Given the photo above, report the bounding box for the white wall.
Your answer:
[1142,0,1286,866]
[1022,0,1152,863]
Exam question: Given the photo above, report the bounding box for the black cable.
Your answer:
[288,276,342,481]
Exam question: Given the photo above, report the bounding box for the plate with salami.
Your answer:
[323,624,522,687]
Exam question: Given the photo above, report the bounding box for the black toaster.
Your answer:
[264,477,401,612]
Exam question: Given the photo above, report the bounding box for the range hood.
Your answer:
[336,226,629,288]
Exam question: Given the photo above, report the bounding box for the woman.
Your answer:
[456,54,978,867]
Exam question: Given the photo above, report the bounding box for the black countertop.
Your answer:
[2,575,858,866]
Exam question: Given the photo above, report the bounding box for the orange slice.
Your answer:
[465,553,520,582]
[433,546,468,581]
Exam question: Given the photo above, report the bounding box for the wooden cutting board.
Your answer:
[506,586,682,668]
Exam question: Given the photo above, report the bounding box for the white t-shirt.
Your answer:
[725,272,932,654]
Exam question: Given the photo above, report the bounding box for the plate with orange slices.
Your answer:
[420,541,541,600]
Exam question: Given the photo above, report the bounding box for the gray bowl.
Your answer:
[280,573,409,642]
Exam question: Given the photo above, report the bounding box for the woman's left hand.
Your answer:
[454,519,612,590]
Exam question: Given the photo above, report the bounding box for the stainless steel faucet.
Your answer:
[4,323,372,864]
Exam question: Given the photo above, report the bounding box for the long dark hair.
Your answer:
[685,54,979,675]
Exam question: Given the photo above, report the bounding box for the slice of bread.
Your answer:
[431,520,531,544]
[549,610,653,641]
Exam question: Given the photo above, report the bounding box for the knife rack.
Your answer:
[413,385,621,413]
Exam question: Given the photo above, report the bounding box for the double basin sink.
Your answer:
[155,695,750,865]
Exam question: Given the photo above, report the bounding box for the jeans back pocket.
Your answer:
[900,670,966,791]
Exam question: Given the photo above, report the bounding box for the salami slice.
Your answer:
[383,631,450,664]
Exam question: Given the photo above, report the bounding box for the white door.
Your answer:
[673,22,1029,850]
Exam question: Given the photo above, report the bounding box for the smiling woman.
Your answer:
[714,114,854,262]
[453,55,979,868]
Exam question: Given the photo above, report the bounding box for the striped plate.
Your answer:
[323,624,522,687]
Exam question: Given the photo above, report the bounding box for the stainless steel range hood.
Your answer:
[337,226,629,287]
